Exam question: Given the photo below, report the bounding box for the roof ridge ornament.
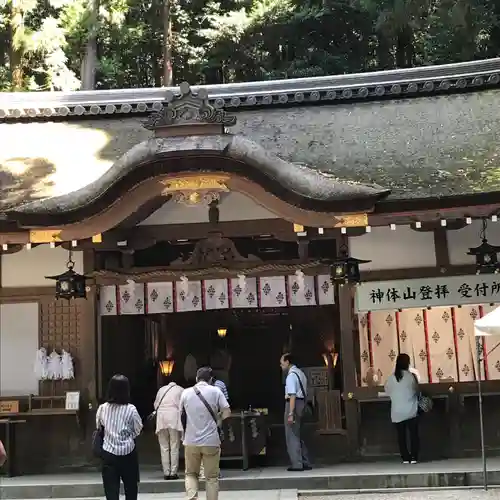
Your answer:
[143,81,236,132]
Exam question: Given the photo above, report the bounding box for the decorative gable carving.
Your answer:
[143,81,236,132]
[170,231,260,268]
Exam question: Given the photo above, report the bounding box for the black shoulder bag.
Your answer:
[292,371,314,418]
[193,387,223,441]
[92,425,105,458]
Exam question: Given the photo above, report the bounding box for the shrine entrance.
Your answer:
[100,304,340,419]
[100,300,342,465]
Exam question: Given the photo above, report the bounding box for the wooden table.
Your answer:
[0,418,27,477]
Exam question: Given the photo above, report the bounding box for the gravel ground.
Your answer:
[301,490,500,500]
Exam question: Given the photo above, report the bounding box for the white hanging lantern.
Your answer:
[237,273,247,292]
[179,275,189,296]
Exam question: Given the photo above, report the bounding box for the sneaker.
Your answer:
[403,461,410,464]
[411,460,418,464]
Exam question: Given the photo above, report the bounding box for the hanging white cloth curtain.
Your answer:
[60,350,75,380]
[47,350,63,380]
[34,347,49,381]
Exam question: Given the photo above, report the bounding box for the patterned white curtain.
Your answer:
[356,303,500,386]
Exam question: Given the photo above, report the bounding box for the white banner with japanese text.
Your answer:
[356,274,500,312]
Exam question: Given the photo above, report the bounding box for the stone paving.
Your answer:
[30,492,298,500]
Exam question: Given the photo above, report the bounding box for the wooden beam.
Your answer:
[0,286,56,300]
[111,219,298,242]
[369,203,500,226]
[361,265,475,282]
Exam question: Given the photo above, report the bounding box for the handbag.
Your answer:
[417,393,433,414]
[92,425,104,458]
[147,384,175,422]
[292,371,314,418]
[412,373,433,414]
[193,386,224,441]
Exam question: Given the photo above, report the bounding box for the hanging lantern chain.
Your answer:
[480,218,488,242]
[67,250,75,270]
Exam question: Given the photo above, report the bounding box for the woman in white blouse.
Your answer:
[96,375,143,500]
[384,353,419,464]
[154,380,184,479]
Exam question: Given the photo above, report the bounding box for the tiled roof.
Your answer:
[1,59,500,120]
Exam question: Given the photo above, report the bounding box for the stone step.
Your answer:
[1,464,500,499]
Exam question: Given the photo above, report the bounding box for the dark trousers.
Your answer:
[102,448,139,500]
[395,417,419,462]
[284,400,310,469]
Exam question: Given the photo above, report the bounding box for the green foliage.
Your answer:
[1,0,500,91]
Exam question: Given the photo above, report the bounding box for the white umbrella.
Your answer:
[475,305,500,337]
[473,305,500,490]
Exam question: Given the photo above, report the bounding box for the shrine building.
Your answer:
[1,58,500,474]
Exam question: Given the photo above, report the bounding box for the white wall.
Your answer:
[1,245,84,288]
[0,302,40,396]
[349,225,436,271]
[139,192,279,225]
[447,220,500,266]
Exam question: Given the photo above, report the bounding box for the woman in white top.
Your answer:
[384,353,419,464]
[96,374,143,500]
[0,439,6,467]
[154,380,184,480]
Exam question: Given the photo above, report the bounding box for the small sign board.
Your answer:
[65,391,80,411]
[304,367,329,388]
[0,400,19,414]
[356,274,500,312]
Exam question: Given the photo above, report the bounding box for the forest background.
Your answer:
[1,0,499,91]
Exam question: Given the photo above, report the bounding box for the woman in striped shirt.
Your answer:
[96,375,143,500]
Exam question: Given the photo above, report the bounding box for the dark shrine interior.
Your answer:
[96,234,338,270]
[100,305,341,424]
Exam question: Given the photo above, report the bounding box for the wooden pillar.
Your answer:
[433,228,450,268]
[80,250,98,403]
[336,235,360,458]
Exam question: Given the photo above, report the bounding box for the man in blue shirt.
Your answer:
[280,353,312,472]
[213,375,229,403]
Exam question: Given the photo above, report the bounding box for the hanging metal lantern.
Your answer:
[45,252,89,300]
[329,244,371,284]
[467,219,500,274]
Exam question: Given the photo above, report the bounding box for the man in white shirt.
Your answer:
[280,353,312,472]
[180,367,231,500]
[154,381,184,480]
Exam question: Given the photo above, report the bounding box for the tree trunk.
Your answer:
[396,28,414,68]
[376,34,393,69]
[163,0,173,87]
[10,0,24,91]
[395,32,406,67]
[81,0,98,90]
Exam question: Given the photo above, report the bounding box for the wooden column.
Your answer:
[80,250,98,403]
[336,235,360,458]
[433,228,450,268]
